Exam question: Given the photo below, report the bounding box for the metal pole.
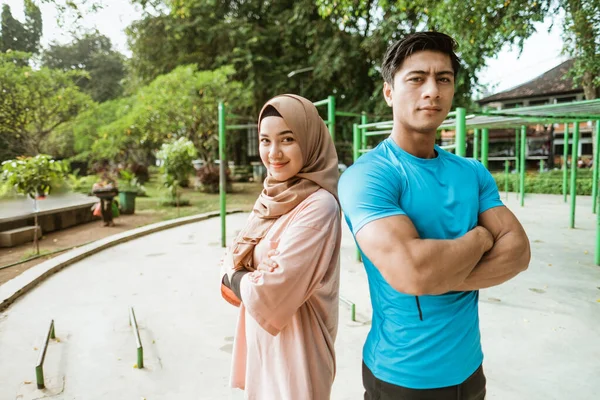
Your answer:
[129,307,144,369]
[515,128,520,175]
[563,123,570,203]
[570,122,580,229]
[354,121,364,263]
[481,128,489,169]
[473,129,479,161]
[540,159,545,173]
[327,95,336,141]
[520,126,526,207]
[218,102,227,248]
[36,320,56,389]
[596,203,600,265]
[504,160,510,200]
[455,108,466,157]
[361,113,368,151]
[592,120,600,213]
[353,124,360,162]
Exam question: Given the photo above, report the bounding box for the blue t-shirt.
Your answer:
[338,138,503,389]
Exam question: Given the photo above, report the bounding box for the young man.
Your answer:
[338,32,531,400]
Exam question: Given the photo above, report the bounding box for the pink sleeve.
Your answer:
[240,196,340,336]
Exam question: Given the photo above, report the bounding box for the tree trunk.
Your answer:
[582,70,599,100]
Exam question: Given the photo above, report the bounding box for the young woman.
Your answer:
[220,94,342,399]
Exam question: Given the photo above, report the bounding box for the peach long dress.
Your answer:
[230,189,341,400]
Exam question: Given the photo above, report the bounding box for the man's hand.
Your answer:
[474,226,494,253]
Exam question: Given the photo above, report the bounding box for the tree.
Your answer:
[563,0,600,99]
[1,154,69,254]
[0,51,93,156]
[64,64,250,168]
[156,137,197,192]
[42,33,126,102]
[0,1,42,56]
[127,0,377,119]
[316,0,599,101]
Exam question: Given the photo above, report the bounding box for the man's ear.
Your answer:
[383,81,393,107]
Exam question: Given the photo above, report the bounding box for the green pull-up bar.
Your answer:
[563,123,570,203]
[569,122,580,229]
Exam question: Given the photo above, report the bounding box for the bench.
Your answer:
[0,226,42,248]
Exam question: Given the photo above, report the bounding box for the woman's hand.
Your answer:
[255,249,280,272]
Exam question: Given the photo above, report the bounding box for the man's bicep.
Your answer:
[356,215,420,267]
[478,206,526,241]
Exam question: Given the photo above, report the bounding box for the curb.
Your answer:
[0,210,242,312]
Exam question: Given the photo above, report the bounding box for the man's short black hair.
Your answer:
[381,31,461,85]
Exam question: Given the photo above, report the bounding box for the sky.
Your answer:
[3,0,570,98]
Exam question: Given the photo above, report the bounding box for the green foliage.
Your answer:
[0,51,93,157]
[562,0,600,99]
[1,154,70,198]
[156,137,198,199]
[64,173,99,194]
[127,0,378,123]
[492,169,594,196]
[0,1,43,57]
[118,169,147,195]
[67,64,249,167]
[42,33,126,102]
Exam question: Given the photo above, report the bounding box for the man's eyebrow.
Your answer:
[405,70,454,76]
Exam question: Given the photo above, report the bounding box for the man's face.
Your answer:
[383,50,455,134]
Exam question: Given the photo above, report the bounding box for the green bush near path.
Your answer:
[492,169,594,196]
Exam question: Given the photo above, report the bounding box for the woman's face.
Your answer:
[259,116,303,182]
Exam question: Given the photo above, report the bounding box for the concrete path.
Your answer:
[0,193,599,399]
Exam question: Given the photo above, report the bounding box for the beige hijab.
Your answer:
[228,94,339,272]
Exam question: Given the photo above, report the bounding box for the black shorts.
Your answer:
[363,361,486,400]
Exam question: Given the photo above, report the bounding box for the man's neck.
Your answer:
[390,125,437,159]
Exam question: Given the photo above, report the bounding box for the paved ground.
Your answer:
[0,193,599,399]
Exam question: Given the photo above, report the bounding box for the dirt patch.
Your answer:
[0,212,161,285]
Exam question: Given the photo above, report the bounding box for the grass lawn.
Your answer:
[135,178,262,220]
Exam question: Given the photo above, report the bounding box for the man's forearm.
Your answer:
[392,227,492,295]
[454,232,530,291]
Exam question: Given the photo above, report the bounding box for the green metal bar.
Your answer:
[352,124,360,262]
[225,124,255,130]
[129,307,144,369]
[504,160,510,200]
[313,98,329,107]
[570,122,580,229]
[515,128,520,177]
[364,129,392,136]
[520,126,526,207]
[592,120,600,214]
[563,123,570,203]
[539,159,545,173]
[361,113,368,150]
[327,95,336,141]
[357,121,393,129]
[218,102,227,248]
[336,111,363,117]
[35,320,56,389]
[597,205,600,265]
[455,108,467,157]
[353,124,360,162]
[473,129,479,161]
[481,128,489,169]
